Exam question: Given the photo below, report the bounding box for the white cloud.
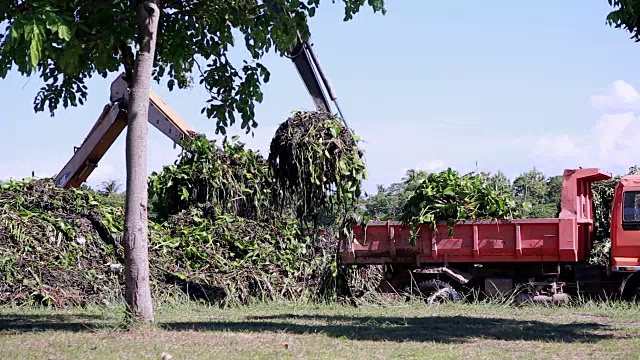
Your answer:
[590,80,640,113]
[415,159,445,172]
[531,134,583,162]
[592,112,640,163]
[532,81,640,174]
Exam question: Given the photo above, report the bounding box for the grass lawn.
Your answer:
[2,299,640,359]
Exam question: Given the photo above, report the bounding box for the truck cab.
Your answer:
[611,174,640,273]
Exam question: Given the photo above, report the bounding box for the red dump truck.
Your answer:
[340,168,640,303]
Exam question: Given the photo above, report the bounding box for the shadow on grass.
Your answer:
[0,312,617,344]
[0,313,106,333]
[162,314,613,344]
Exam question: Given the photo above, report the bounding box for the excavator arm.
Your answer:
[56,22,343,188]
[54,74,196,188]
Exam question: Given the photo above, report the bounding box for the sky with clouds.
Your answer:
[2,1,640,195]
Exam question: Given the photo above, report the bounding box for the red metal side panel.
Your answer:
[348,220,565,264]
[558,218,578,262]
[520,221,559,259]
[476,223,515,257]
[351,222,423,263]
[433,224,474,257]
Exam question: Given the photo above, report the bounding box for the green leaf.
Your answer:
[27,22,43,68]
[57,25,71,41]
[442,187,455,196]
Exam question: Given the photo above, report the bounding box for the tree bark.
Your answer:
[123,0,160,325]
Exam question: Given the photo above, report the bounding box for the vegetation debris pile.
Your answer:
[0,111,376,307]
[0,179,123,306]
[399,168,520,242]
[149,135,275,223]
[147,122,374,304]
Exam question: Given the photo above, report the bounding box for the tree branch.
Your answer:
[192,57,219,101]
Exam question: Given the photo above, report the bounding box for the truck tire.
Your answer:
[627,285,640,304]
[416,279,461,304]
[622,273,640,304]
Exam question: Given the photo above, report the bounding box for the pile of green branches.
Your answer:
[400,168,520,243]
[0,176,369,307]
[149,206,332,304]
[149,110,368,229]
[149,135,274,222]
[268,110,367,230]
[145,116,376,304]
[0,178,124,307]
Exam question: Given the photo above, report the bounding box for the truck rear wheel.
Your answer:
[626,285,640,304]
[621,273,640,304]
[416,279,461,304]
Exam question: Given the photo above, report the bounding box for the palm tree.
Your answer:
[401,169,428,187]
[100,179,123,195]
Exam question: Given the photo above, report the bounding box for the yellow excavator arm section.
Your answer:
[54,73,196,188]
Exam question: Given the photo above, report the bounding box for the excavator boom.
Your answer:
[54,74,195,188]
[289,37,348,124]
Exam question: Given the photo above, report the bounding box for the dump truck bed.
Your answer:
[340,168,613,267]
[341,218,590,265]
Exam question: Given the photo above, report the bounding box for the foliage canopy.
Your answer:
[607,0,640,42]
[0,0,385,134]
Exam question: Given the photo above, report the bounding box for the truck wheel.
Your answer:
[416,279,461,304]
[622,274,640,304]
[627,285,640,304]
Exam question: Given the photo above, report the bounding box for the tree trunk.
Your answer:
[123,0,160,325]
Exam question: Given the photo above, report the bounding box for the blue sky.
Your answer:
[2,1,640,195]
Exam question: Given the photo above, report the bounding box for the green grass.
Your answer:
[2,299,640,359]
